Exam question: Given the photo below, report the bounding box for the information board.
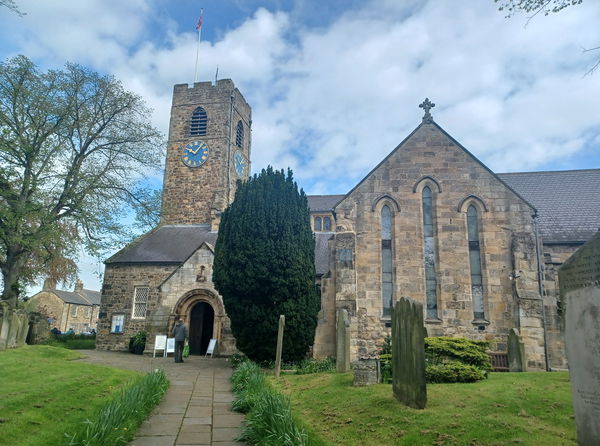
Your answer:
[206,338,217,357]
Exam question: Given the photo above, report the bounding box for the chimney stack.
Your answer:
[74,279,84,293]
[43,278,57,291]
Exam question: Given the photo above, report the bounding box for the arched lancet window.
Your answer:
[190,107,207,136]
[381,205,393,317]
[422,186,438,319]
[314,216,322,232]
[467,205,485,320]
[323,216,331,231]
[235,120,244,148]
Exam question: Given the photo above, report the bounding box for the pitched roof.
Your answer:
[106,225,217,264]
[81,289,101,305]
[498,169,600,243]
[307,195,345,212]
[54,290,95,306]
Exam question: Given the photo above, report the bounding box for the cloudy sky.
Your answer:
[1,0,599,291]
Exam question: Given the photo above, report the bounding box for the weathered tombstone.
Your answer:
[559,231,600,446]
[16,312,29,347]
[352,358,380,386]
[6,310,21,348]
[507,328,527,372]
[336,309,351,372]
[274,315,285,378]
[0,301,9,351]
[392,297,426,409]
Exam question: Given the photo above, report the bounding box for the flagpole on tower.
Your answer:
[194,8,203,83]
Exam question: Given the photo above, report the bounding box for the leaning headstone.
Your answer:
[16,312,29,347]
[274,315,285,378]
[559,231,600,446]
[6,310,21,348]
[336,309,351,372]
[507,328,527,372]
[392,297,426,409]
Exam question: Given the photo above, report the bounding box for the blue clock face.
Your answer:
[234,151,246,176]
[182,140,209,167]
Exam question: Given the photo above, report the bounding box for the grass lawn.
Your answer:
[272,372,576,446]
[0,345,141,446]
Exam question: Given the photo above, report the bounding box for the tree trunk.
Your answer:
[1,246,26,308]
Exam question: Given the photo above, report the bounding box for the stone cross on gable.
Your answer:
[419,98,435,123]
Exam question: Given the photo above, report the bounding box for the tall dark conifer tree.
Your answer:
[213,167,319,362]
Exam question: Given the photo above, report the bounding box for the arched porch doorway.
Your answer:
[189,301,214,355]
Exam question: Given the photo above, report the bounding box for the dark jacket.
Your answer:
[172,322,188,341]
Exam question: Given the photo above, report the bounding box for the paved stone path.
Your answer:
[76,350,245,446]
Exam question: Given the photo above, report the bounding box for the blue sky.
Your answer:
[1,0,599,292]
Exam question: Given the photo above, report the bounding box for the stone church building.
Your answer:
[96,80,599,370]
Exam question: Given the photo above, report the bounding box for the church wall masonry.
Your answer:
[329,122,546,368]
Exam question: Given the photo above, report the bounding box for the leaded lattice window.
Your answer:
[132,286,149,319]
[467,205,485,320]
[381,205,393,317]
[422,186,438,319]
[190,107,207,136]
[236,120,244,147]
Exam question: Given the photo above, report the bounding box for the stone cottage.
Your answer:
[30,279,101,333]
[96,80,600,369]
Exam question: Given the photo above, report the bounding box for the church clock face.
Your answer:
[234,150,246,176]
[181,140,209,167]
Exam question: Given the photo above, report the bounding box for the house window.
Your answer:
[85,307,92,318]
[235,120,244,147]
[190,107,207,136]
[422,186,438,319]
[70,305,78,317]
[467,205,485,320]
[132,287,149,319]
[381,205,393,317]
[314,216,322,231]
[323,216,332,231]
[111,314,125,333]
[338,248,353,268]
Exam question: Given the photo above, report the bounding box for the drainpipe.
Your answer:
[533,212,550,371]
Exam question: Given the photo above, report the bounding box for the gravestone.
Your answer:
[559,231,600,446]
[507,328,527,372]
[392,297,426,409]
[336,309,351,372]
[16,312,29,346]
[274,315,285,377]
[0,301,9,350]
[352,358,380,386]
[6,311,22,348]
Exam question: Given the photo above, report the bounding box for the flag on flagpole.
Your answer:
[196,10,203,32]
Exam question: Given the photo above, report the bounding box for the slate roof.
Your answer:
[307,195,345,212]
[498,169,600,242]
[44,288,100,306]
[315,232,334,275]
[106,225,217,264]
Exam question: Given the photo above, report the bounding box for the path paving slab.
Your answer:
[74,350,246,446]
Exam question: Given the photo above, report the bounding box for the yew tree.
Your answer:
[213,167,320,362]
[0,56,163,306]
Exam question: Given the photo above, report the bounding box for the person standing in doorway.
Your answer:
[173,318,188,363]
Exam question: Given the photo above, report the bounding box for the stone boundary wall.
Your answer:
[0,302,30,350]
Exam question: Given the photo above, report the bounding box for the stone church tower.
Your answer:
[96,80,251,355]
[161,80,251,229]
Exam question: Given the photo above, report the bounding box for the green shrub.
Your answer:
[425,361,486,383]
[425,337,491,371]
[230,353,248,368]
[65,369,169,445]
[379,354,392,384]
[295,358,335,375]
[42,338,96,350]
[242,391,308,446]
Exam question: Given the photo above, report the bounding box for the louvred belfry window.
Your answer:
[190,107,207,136]
[236,120,244,147]
[132,287,149,319]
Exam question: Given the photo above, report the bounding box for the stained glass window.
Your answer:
[467,205,485,320]
[381,205,393,317]
[422,187,438,319]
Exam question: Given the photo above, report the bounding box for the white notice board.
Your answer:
[206,338,217,357]
[153,335,167,358]
[166,338,175,354]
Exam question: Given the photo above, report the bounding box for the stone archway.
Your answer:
[172,289,225,355]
